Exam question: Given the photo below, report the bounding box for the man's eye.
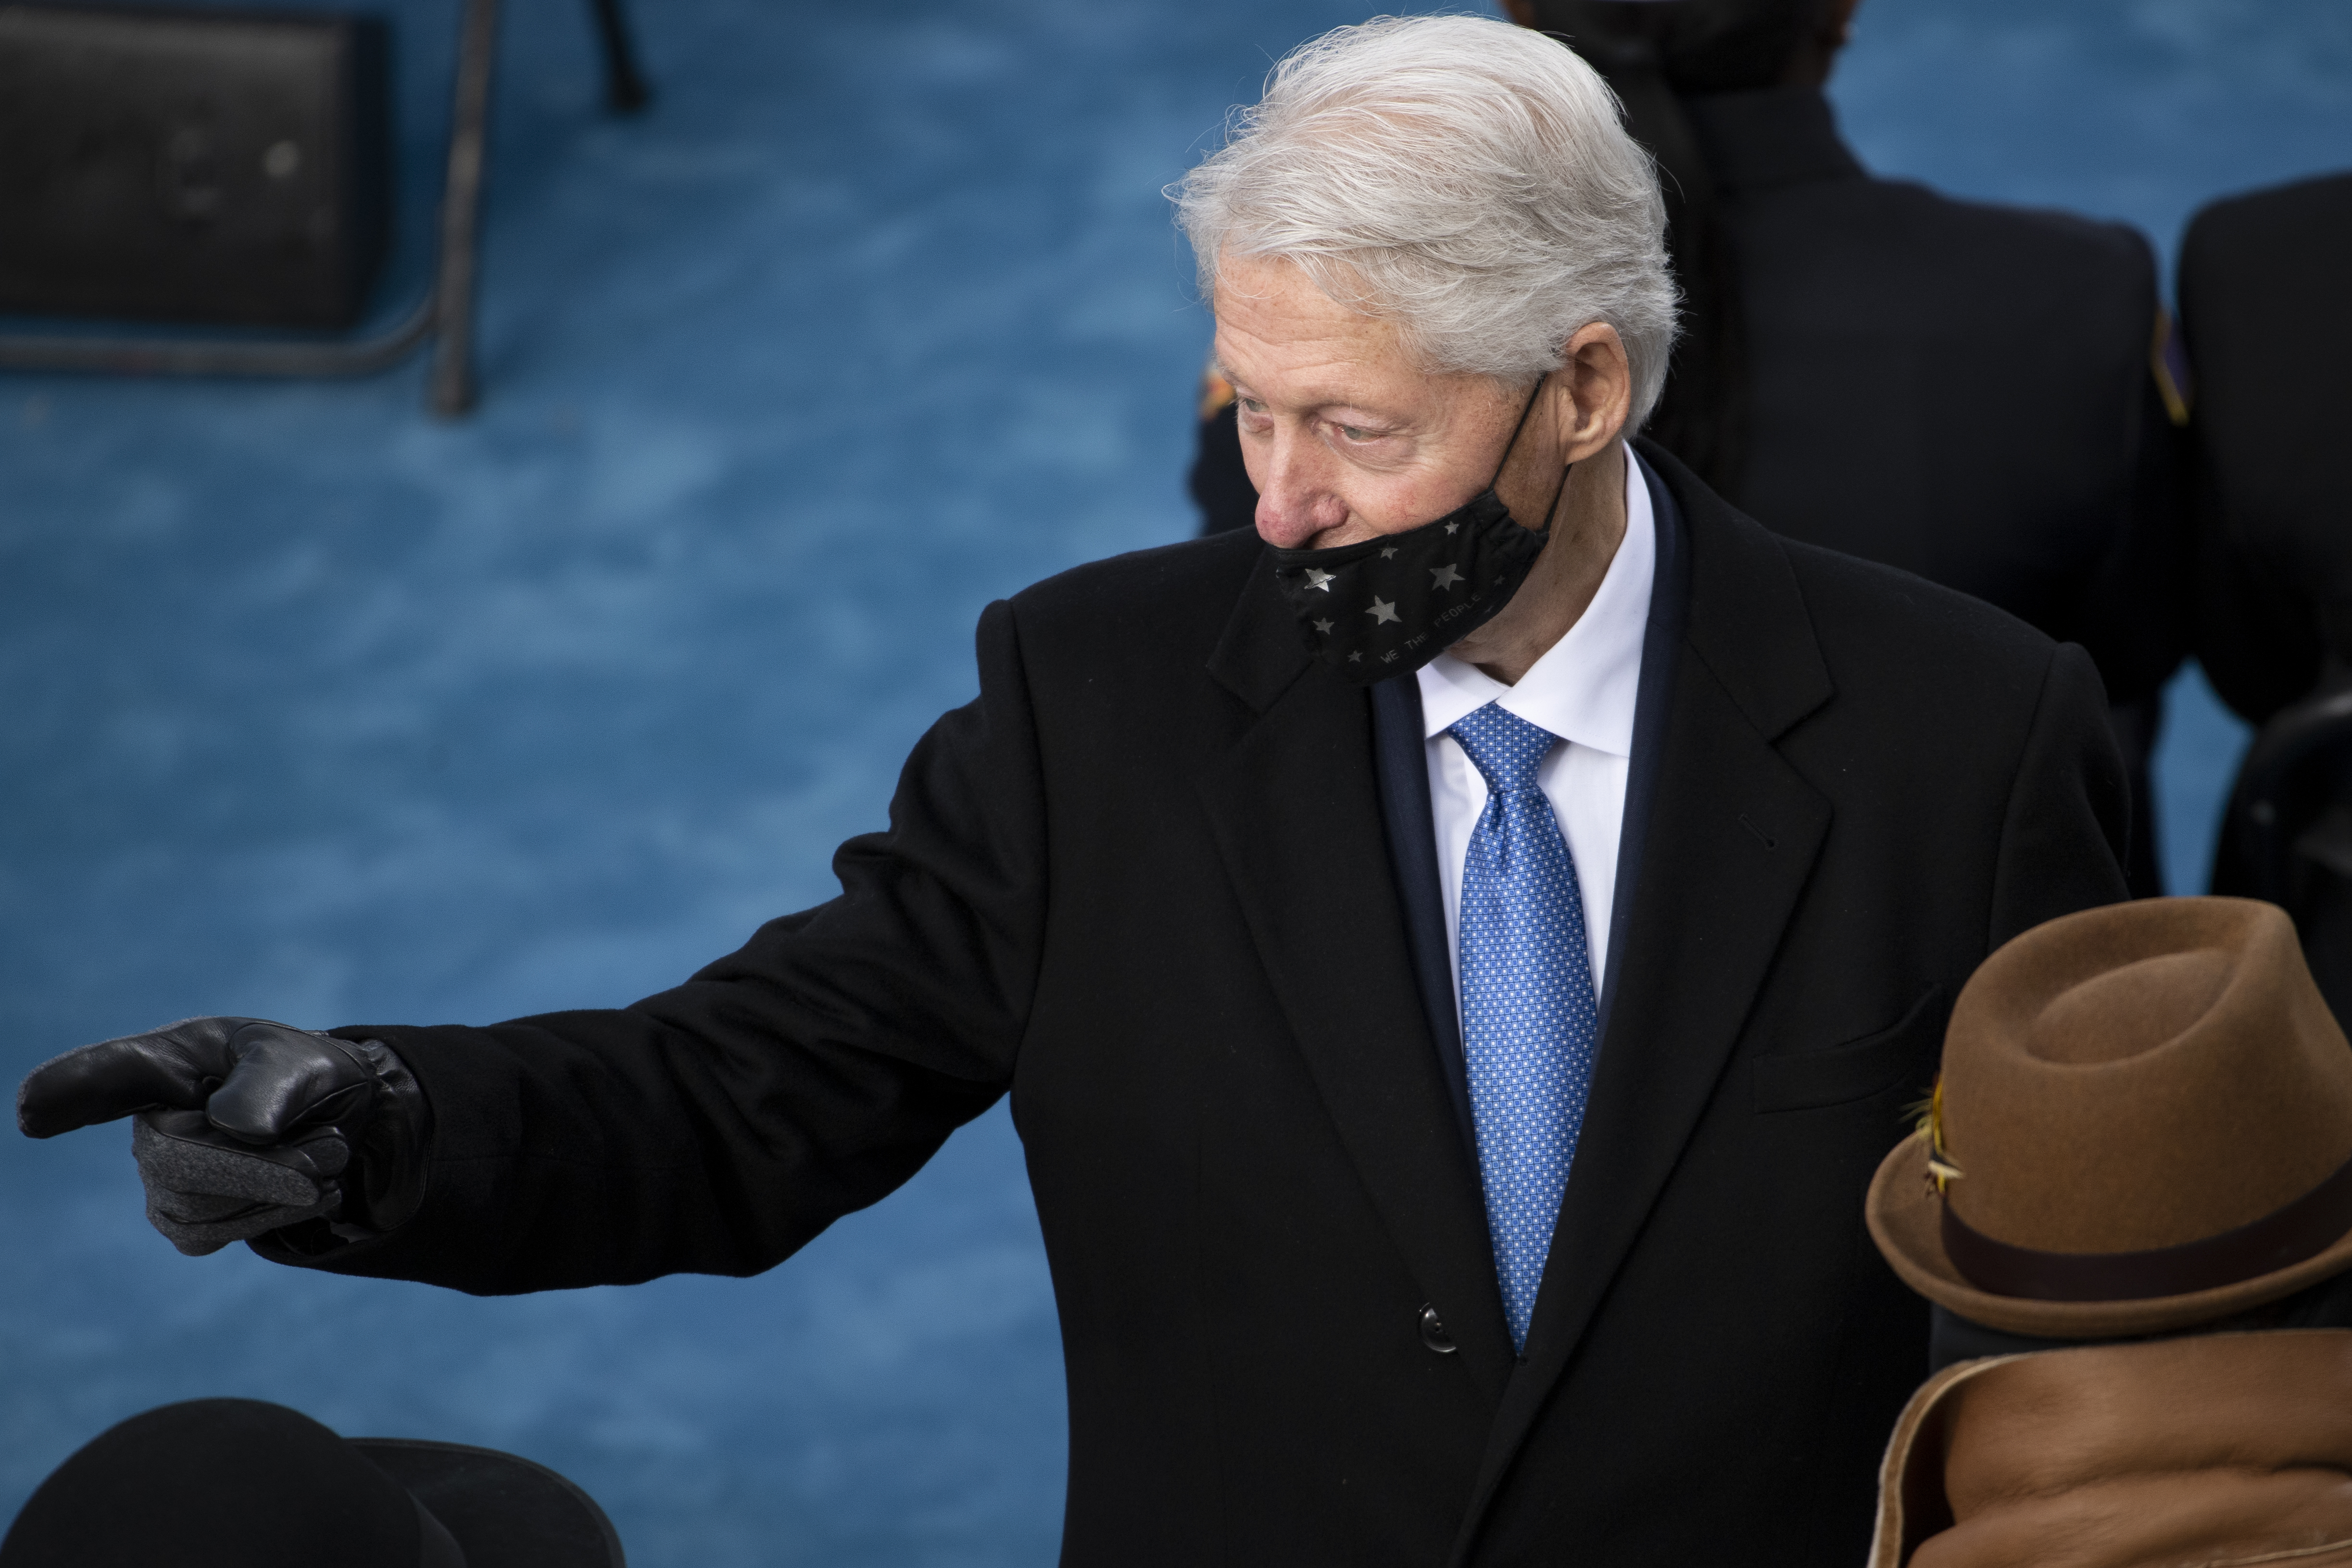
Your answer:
[1339,425,1368,441]
[1240,398,1265,414]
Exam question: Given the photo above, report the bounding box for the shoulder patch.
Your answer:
[1196,355,1236,421]
[2151,306,2192,426]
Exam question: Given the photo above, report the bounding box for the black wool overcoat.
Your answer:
[265,443,2130,1565]
[2177,170,2352,723]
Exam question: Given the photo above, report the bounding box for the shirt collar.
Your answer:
[1414,441,1657,757]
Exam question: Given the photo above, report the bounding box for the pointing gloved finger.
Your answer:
[15,1017,250,1139]
[203,1024,375,1145]
[131,1110,347,1255]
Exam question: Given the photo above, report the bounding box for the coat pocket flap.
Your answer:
[1752,984,1947,1114]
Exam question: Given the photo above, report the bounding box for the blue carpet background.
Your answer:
[1,1,2345,1561]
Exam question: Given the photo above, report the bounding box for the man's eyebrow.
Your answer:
[1210,363,1402,427]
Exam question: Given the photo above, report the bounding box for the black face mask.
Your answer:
[1267,379,1569,683]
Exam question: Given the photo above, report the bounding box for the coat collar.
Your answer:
[1683,85,1868,196]
[1205,555,1310,716]
[1652,436,1834,743]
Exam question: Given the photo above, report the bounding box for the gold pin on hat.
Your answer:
[1909,1077,1964,1194]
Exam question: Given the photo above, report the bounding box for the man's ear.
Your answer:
[1554,323,1631,464]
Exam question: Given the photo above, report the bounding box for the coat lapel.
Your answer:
[1201,562,1516,1399]
[1447,447,1837,1557]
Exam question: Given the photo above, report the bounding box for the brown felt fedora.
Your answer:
[1866,896,2352,1338]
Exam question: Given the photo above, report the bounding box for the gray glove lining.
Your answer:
[131,1112,346,1256]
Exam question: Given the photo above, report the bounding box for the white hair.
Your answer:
[1171,13,1677,426]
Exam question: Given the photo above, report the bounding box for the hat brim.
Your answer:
[352,1439,623,1568]
[1865,1135,2352,1338]
[1865,1352,2031,1568]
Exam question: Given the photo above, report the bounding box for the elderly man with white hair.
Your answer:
[18,15,2128,1563]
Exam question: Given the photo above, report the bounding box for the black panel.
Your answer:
[0,2,390,327]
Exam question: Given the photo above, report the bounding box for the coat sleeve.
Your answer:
[1986,640,2132,949]
[2068,364,2193,708]
[253,600,1048,1294]
[2052,233,2192,711]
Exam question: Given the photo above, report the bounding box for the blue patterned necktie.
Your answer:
[1448,701,1601,1354]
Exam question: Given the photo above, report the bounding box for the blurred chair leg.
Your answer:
[587,0,652,113]
[428,0,500,418]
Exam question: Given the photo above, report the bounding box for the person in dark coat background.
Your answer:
[1191,0,2189,894]
[2178,172,2352,728]
[2176,172,2352,1017]
[20,18,2130,1564]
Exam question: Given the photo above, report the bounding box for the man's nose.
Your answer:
[1252,430,1350,548]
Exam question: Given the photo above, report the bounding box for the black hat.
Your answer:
[0,1399,624,1568]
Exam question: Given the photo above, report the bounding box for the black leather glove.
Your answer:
[17,1017,431,1255]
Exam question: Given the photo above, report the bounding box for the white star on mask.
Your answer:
[1304,568,1336,592]
[1312,618,1333,635]
[1430,564,1464,590]
[1366,598,1401,625]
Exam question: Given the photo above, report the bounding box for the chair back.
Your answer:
[2214,672,2352,1024]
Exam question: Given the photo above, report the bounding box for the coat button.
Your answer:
[1419,1304,1457,1355]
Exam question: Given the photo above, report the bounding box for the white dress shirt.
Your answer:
[1414,442,1656,1000]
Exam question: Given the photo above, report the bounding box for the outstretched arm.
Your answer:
[21,600,1049,1295]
